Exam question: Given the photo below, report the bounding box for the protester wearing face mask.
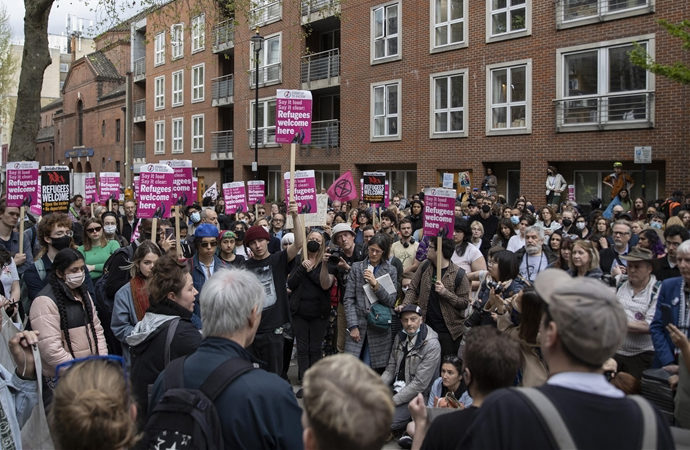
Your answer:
[186,204,202,234]
[101,211,127,247]
[507,215,535,253]
[30,248,107,398]
[189,224,224,329]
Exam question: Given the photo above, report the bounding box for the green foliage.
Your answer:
[630,19,690,85]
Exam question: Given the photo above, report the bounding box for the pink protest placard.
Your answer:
[6,161,39,207]
[99,172,120,202]
[247,180,265,205]
[138,164,175,218]
[276,89,312,144]
[223,182,248,214]
[84,173,98,204]
[134,176,140,199]
[162,159,194,206]
[284,170,317,214]
[30,178,42,216]
[422,187,456,238]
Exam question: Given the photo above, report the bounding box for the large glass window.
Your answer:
[154,76,165,110]
[250,98,277,147]
[171,24,183,59]
[192,114,204,152]
[560,0,650,24]
[172,70,183,107]
[251,34,281,87]
[172,118,183,154]
[192,64,205,102]
[154,121,165,154]
[372,3,399,61]
[489,63,529,130]
[154,32,165,65]
[432,71,466,136]
[372,81,400,139]
[191,14,205,52]
[433,0,465,48]
[490,0,526,36]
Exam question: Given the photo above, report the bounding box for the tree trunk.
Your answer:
[9,0,54,162]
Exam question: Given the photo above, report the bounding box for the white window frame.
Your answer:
[555,35,655,132]
[172,70,183,107]
[371,1,401,64]
[430,0,468,53]
[485,59,532,135]
[172,117,184,154]
[191,14,205,53]
[430,69,468,138]
[557,0,654,29]
[249,0,283,28]
[154,32,165,66]
[486,0,531,43]
[154,120,165,155]
[249,97,278,148]
[370,79,402,141]
[192,63,205,103]
[154,75,165,110]
[250,32,282,88]
[192,114,204,152]
[171,23,184,59]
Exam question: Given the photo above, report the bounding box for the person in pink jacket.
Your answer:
[29,248,107,396]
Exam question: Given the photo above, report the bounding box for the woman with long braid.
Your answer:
[29,248,107,398]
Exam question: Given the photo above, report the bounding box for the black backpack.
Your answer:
[141,356,256,449]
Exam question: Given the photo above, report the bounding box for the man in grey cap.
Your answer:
[461,269,673,449]
[614,246,660,379]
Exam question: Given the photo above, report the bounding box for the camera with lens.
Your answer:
[328,248,343,264]
[464,301,487,328]
[485,279,505,295]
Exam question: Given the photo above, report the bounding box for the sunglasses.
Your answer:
[86,226,102,233]
[55,355,128,390]
[200,241,218,248]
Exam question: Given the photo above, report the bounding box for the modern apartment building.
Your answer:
[131,0,688,204]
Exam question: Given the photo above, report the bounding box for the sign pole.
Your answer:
[18,207,25,255]
[90,203,94,218]
[175,206,182,259]
[151,218,158,245]
[289,143,307,256]
[436,235,442,282]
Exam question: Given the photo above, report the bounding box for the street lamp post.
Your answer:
[250,29,264,180]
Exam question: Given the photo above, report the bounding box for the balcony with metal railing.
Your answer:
[249,63,282,89]
[212,19,235,53]
[301,0,340,24]
[248,127,277,148]
[133,58,146,82]
[133,141,146,160]
[212,74,234,107]
[248,1,282,28]
[554,91,654,132]
[299,119,339,156]
[211,130,234,160]
[133,99,146,123]
[556,0,653,28]
[301,49,340,90]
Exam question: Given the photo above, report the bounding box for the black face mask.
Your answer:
[307,241,320,253]
[481,205,491,214]
[51,236,72,251]
[235,230,245,242]
[562,218,572,227]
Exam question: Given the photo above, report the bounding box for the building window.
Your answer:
[172,117,183,154]
[250,33,281,88]
[154,32,165,66]
[192,114,204,152]
[487,0,531,41]
[249,98,277,147]
[486,60,532,134]
[191,14,205,52]
[101,120,106,137]
[115,161,121,172]
[171,23,184,59]
[371,2,400,63]
[192,64,205,102]
[60,63,69,73]
[558,0,653,28]
[431,0,467,51]
[249,0,282,28]
[115,119,121,142]
[371,80,401,140]
[154,120,165,154]
[556,36,654,131]
[172,70,183,107]
[154,75,165,110]
[430,70,467,138]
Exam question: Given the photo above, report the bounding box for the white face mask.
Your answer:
[104,224,117,234]
[576,222,586,230]
[65,272,85,289]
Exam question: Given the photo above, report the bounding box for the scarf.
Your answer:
[130,275,150,321]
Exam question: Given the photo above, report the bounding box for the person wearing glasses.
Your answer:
[77,218,120,281]
[600,220,633,275]
[30,248,107,395]
[189,224,224,329]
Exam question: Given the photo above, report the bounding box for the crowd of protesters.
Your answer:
[1,166,690,449]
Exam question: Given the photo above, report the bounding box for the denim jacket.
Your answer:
[0,363,39,449]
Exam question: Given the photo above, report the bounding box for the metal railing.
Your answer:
[554,91,654,129]
[133,141,146,159]
[211,130,234,158]
[212,19,235,51]
[248,127,276,147]
[249,63,282,88]
[301,119,339,152]
[301,0,338,18]
[133,58,145,80]
[212,74,234,104]
[301,49,340,84]
[133,99,145,121]
[556,0,650,23]
[249,1,282,28]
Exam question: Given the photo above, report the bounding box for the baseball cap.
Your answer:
[331,223,355,238]
[398,304,422,317]
[244,225,270,245]
[219,230,237,241]
[620,246,654,262]
[194,223,219,238]
[533,269,627,367]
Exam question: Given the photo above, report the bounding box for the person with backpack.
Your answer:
[126,254,201,422]
[402,237,470,359]
[146,269,303,450]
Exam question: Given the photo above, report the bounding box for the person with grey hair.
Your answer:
[514,225,556,283]
[148,268,303,449]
